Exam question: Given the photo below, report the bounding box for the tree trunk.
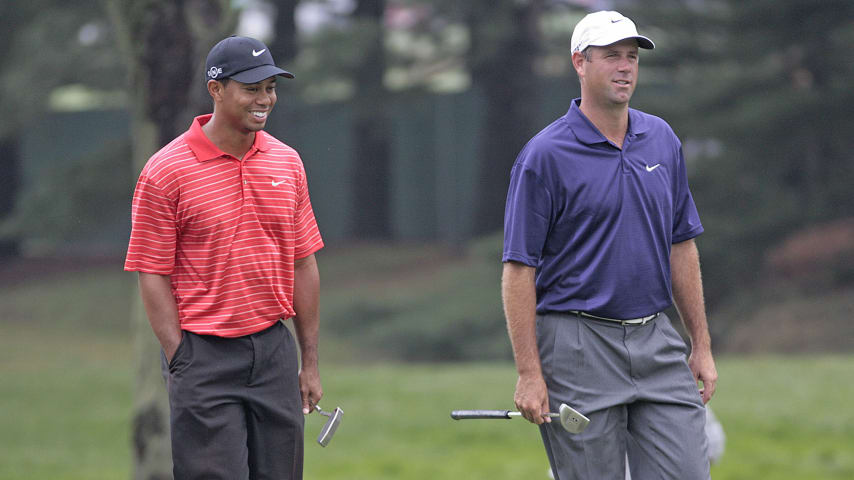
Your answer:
[351,0,391,239]
[270,0,300,66]
[0,136,20,258]
[106,1,234,478]
[469,0,542,235]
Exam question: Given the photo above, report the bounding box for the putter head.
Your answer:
[558,403,590,434]
[317,407,343,447]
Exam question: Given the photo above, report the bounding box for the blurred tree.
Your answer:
[383,0,556,236]
[106,0,235,477]
[351,0,392,238]
[386,0,548,235]
[465,0,544,235]
[291,0,562,239]
[270,0,301,65]
[0,0,125,256]
[623,0,854,307]
[0,0,24,257]
[279,0,392,238]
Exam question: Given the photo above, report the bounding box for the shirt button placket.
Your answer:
[238,161,248,201]
[242,165,254,207]
[621,134,636,174]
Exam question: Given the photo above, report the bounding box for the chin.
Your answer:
[245,121,267,132]
[610,93,633,105]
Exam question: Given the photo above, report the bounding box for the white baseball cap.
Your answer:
[571,11,655,53]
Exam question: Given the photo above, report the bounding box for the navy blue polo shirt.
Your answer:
[503,98,703,319]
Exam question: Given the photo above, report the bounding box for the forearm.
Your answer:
[293,254,320,370]
[670,239,711,354]
[138,272,182,354]
[671,239,718,402]
[502,262,541,377]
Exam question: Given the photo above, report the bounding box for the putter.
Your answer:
[451,403,590,434]
[314,405,343,447]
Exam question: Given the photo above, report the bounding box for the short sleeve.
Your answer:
[124,176,178,274]
[292,161,324,259]
[502,158,553,266]
[671,145,704,243]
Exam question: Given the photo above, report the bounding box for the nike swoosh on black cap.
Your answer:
[205,35,294,84]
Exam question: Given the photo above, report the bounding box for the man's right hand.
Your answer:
[163,334,182,364]
[514,373,551,425]
[138,273,183,365]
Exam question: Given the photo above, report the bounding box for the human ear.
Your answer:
[571,52,586,77]
[207,80,222,102]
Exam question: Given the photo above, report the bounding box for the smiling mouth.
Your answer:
[613,80,631,86]
[251,111,268,119]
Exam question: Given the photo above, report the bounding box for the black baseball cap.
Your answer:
[205,36,294,84]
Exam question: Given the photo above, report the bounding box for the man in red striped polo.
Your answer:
[125,36,324,479]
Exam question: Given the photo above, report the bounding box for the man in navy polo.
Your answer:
[502,11,717,479]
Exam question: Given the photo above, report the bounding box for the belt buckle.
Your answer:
[621,313,657,326]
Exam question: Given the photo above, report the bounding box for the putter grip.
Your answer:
[451,410,511,420]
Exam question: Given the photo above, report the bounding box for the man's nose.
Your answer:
[257,92,274,105]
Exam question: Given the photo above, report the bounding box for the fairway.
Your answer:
[2,336,853,479]
[1,266,852,479]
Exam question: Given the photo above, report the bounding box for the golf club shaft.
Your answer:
[451,410,559,419]
[508,411,560,418]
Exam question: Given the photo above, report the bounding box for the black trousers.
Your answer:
[162,321,304,479]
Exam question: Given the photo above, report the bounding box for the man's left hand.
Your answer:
[299,367,323,414]
[688,350,717,404]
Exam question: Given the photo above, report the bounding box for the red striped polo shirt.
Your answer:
[125,114,324,337]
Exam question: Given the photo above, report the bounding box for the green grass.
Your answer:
[0,332,133,479]
[318,242,510,362]
[0,265,134,480]
[1,261,853,479]
[301,357,854,480]
[708,356,854,479]
[303,364,546,479]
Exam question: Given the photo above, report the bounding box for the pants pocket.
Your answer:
[167,332,191,374]
[536,315,556,381]
[653,316,690,357]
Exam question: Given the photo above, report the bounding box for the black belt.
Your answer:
[570,310,659,326]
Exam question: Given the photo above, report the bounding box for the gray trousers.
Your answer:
[537,312,710,480]
[161,321,304,480]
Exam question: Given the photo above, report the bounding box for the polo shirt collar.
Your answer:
[185,114,271,162]
[565,98,650,146]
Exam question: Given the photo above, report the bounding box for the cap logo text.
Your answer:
[208,66,223,78]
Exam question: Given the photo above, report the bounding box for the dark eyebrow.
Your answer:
[246,81,276,88]
[605,48,639,55]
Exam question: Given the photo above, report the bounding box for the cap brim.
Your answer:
[229,65,295,83]
[635,36,655,49]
